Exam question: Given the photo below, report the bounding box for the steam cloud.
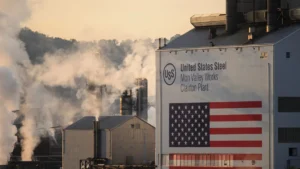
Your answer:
[0,0,159,163]
[30,39,157,119]
[0,0,32,164]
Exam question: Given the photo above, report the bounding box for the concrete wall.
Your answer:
[111,117,155,165]
[274,28,300,169]
[63,130,93,169]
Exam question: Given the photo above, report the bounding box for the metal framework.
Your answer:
[80,158,156,169]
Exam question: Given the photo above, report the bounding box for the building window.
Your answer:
[278,97,300,112]
[286,52,290,58]
[289,148,298,157]
[131,124,134,128]
[278,128,300,143]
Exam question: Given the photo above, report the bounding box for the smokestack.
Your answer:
[93,120,101,159]
[135,78,148,121]
[226,0,238,34]
[267,0,281,32]
[93,120,97,158]
[120,90,133,116]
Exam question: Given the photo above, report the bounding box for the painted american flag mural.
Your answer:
[166,101,263,169]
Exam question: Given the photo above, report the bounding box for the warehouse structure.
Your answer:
[63,115,155,169]
[156,0,300,169]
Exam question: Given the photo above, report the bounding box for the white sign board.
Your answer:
[156,46,273,169]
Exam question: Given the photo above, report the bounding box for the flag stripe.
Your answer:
[209,109,262,115]
[210,121,264,128]
[211,134,262,141]
[167,148,262,154]
[210,141,262,147]
[210,114,262,122]
[210,101,262,109]
[170,167,261,169]
[210,128,262,134]
[169,154,262,160]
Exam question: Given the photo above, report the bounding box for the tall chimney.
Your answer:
[93,120,98,159]
[267,0,281,32]
[226,0,238,34]
[93,120,101,159]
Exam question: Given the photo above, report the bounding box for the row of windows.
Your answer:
[278,128,300,143]
[277,97,300,143]
[278,97,300,112]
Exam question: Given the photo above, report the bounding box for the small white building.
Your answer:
[63,115,155,169]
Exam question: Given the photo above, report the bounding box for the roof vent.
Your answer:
[190,13,226,28]
[245,10,268,23]
[289,8,300,20]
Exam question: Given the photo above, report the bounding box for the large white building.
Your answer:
[63,116,155,169]
[155,1,300,169]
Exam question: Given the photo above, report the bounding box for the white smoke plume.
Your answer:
[0,68,19,164]
[0,0,32,164]
[29,39,157,119]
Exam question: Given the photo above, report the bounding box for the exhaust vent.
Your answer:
[190,13,226,28]
[289,8,300,20]
[245,10,268,23]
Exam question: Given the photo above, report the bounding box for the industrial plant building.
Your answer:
[156,0,300,169]
[87,78,149,121]
[63,115,155,169]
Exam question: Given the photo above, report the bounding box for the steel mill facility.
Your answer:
[4,0,300,169]
[3,78,153,169]
[156,0,300,169]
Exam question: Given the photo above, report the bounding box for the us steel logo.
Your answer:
[163,63,176,85]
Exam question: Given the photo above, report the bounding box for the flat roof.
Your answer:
[162,24,300,49]
[65,115,138,130]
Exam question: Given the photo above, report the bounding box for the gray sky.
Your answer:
[23,0,225,41]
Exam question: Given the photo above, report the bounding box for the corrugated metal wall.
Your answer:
[111,117,155,165]
[63,130,94,169]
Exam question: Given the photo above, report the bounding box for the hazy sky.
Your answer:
[23,0,225,41]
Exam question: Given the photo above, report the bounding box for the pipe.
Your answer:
[226,0,238,34]
[93,120,98,159]
[267,0,281,32]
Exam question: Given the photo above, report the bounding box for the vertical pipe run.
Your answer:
[267,0,281,32]
[93,120,98,159]
[253,0,256,25]
[226,0,238,34]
